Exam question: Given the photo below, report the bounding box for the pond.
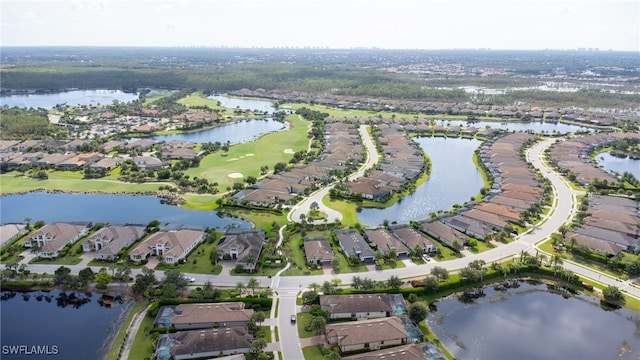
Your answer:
[428,281,640,360]
[596,152,640,179]
[208,94,275,114]
[150,118,287,145]
[0,90,138,109]
[357,137,483,226]
[0,192,252,230]
[434,119,591,134]
[0,290,132,360]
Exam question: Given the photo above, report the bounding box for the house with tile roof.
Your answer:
[129,228,205,264]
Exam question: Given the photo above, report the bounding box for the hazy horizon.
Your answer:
[2,0,638,52]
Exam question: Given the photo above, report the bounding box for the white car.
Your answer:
[187,277,196,283]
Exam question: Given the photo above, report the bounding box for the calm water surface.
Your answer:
[428,281,640,360]
[0,90,138,109]
[208,94,275,113]
[596,152,640,179]
[435,119,590,134]
[150,118,287,144]
[357,137,483,226]
[1,290,131,360]
[0,192,251,229]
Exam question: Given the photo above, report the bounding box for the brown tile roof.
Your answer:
[171,302,253,326]
[320,294,393,314]
[326,317,408,347]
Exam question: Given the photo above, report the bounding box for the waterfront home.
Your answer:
[81,224,146,261]
[217,229,265,272]
[390,225,437,253]
[320,294,393,320]
[154,302,253,330]
[129,228,205,264]
[420,220,469,249]
[342,343,446,360]
[24,222,91,258]
[441,215,492,240]
[0,223,27,248]
[325,317,411,353]
[155,327,252,360]
[303,237,334,265]
[363,228,410,257]
[132,156,169,170]
[335,229,375,263]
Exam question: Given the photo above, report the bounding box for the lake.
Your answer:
[434,119,591,134]
[0,290,132,360]
[357,137,483,226]
[150,118,287,145]
[596,152,640,179]
[0,90,138,109]
[0,192,252,230]
[208,94,275,114]
[428,281,640,360]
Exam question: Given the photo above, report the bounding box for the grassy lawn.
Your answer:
[261,326,272,343]
[302,345,325,360]
[322,196,359,226]
[296,312,315,338]
[30,238,87,265]
[180,193,221,211]
[128,314,155,360]
[433,241,464,261]
[334,251,369,274]
[285,231,325,277]
[466,240,496,254]
[105,301,146,360]
[184,114,310,193]
[377,259,407,270]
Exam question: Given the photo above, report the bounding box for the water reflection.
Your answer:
[0,90,138,109]
[208,94,275,114]
[434,119,590,134]
[428,281,640,359]
[596,152,640,179]
[0,192,252,229]
[357,137,483,225]
[149,118,287,145]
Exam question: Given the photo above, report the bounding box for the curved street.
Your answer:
[288,124,379,224]
[13,135,640,360]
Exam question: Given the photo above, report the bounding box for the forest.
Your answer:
[1,47,638,109]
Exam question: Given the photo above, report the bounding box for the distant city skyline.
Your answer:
[2,0,639,52]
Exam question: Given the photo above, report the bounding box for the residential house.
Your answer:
[320,294,393,320]
[335,229,375,262]
[390,225,437,253]
[217,229,265,271]
[129,229,205,264]
[343,343,446,360]
[441,215,492,240]
[325,317,411,353]
[24,222,91,258]
[133,156,169,170]
[419,221,468,249]
[0,223,27,248]
[154,302,253,330]
[82,224,146,260]
[155,327,252,360]
[363,228,409,257]
[303,237,334,265]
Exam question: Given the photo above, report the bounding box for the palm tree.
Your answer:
[247,278,260,295]
[235,281,245,296]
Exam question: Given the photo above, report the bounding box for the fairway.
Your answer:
[185,114,310,191]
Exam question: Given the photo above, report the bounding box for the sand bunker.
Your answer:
[227,173,243,178]
[245,153,255,156]
[284,148,295,154]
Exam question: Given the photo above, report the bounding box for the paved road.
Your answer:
[12,136,640,360]
[288,125,379,224]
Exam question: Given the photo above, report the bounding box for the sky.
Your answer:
[1,0,639,51]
